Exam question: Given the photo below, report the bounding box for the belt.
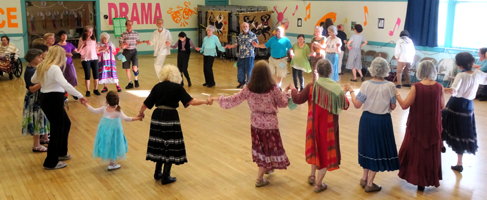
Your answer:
[271,56,287,59]
[156,105,176,110]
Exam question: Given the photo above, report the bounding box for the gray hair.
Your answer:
[316,58,332,78]
[416,60,438,81]
[100,32,110,40]
[315,26,323,33]
[327,25,338,35]
[206,26,215,32]
[368,57,390,78]
[159,64,182,84]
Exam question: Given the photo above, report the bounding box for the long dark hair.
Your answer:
[106,91,121,111]
[247,60,275,94]
[82,26,96,41]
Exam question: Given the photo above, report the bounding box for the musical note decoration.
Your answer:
[292,5,298,16]
[388,18,401,36]
[304,3,311,21]
[363,6,368,26]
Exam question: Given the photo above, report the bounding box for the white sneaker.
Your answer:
[107,164,121,171]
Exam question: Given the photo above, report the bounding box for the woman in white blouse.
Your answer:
[346,57,399,193]
[32,46,87,170]
[394,30,416,88]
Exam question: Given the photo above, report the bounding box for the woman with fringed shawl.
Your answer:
[291,58,349,193]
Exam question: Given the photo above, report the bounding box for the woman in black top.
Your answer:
[138,64,211,185]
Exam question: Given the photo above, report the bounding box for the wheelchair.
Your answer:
[0,53,23,80]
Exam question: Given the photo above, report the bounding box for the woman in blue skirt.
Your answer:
[346,57,399,193]
[443,52,487,172]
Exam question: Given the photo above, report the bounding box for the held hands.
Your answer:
[206,97,213,105]
[444,88,454,94]
[252,41,259,47]
[133,116,143,121]
[195,47,201,52]
[79,97,88,105]
[165,41,171,47]
[137,112,145,120]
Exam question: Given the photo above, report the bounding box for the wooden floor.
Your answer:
[0,54,485,200]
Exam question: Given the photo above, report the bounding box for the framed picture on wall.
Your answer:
[378,18,385,29]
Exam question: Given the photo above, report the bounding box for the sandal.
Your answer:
[360,179,366,188]
[255,179,270,187]
[44,161,67,170]
[314,183,328,193]
[308,175,315,185]
[32,145,48,152]
[364,183,382,193]
[101,87,108,93]
[350,79,358,82]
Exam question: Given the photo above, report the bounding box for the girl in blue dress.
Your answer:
[83,91,141,170]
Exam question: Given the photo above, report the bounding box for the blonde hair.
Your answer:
[159,64,182,84]
[36,46,67,82]
[31,38,45,47]
[43,33,55,40]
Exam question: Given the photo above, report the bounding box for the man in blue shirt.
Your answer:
[225,22,259,88]
[253,26,292,87]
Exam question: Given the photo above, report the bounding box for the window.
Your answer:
[438,0,487,48]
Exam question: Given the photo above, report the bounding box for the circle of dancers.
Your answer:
[17,19,487,194]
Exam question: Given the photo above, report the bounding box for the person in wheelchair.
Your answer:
[0,35,21,77]
[0,35,20,60]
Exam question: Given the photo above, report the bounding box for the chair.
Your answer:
[375,52,389,60]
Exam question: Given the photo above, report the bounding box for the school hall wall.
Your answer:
[1,0,205,58]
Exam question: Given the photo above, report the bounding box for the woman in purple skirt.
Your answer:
[56,30,78,89]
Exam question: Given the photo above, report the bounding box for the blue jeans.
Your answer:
[237,57,255,84]
[326,53,340,82]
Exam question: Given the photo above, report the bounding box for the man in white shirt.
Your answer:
[149,18,172,81]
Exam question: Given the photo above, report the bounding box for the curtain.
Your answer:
[404,0,439,47]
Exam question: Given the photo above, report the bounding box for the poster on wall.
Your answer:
[207,10,229,43]
[113,18,126,37]
[238,11,273,44]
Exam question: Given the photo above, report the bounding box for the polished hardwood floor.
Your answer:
[0,54,485,199]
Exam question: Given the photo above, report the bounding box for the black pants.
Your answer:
[40,92,71,168]
[203,56,215,86]
[178,53,191,85]
[292,68,304,90]
[81,60,99,80]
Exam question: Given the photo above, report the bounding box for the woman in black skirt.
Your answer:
[138,64,212,184]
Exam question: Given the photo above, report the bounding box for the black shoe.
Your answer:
[125,82,134,89]
[72,95,78,100]
[402,84,411,87]
[350,79,357,82]
[134,80,139,88]
[417,186,425,191]
[85,91,91,97]
[236,83,244,88]
[154,173,163,180]
[188,82,192,87]
[202,83,208,86]
[396,85,402,89]
[93,90,101,96]
[206,84,215,88]
[451,165,463,172]
[161,176,177,185]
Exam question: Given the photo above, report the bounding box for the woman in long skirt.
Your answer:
[347,57,399,193]
[138,64,211,184]
[443,52,487,172]
[396,60,444,191]
[291,59,349,192]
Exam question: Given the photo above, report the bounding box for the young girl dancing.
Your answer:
[83,91,141,170]
[213,60,291,187]
[22,48,50,152]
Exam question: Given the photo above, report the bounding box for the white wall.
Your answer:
[99,0,204,53]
